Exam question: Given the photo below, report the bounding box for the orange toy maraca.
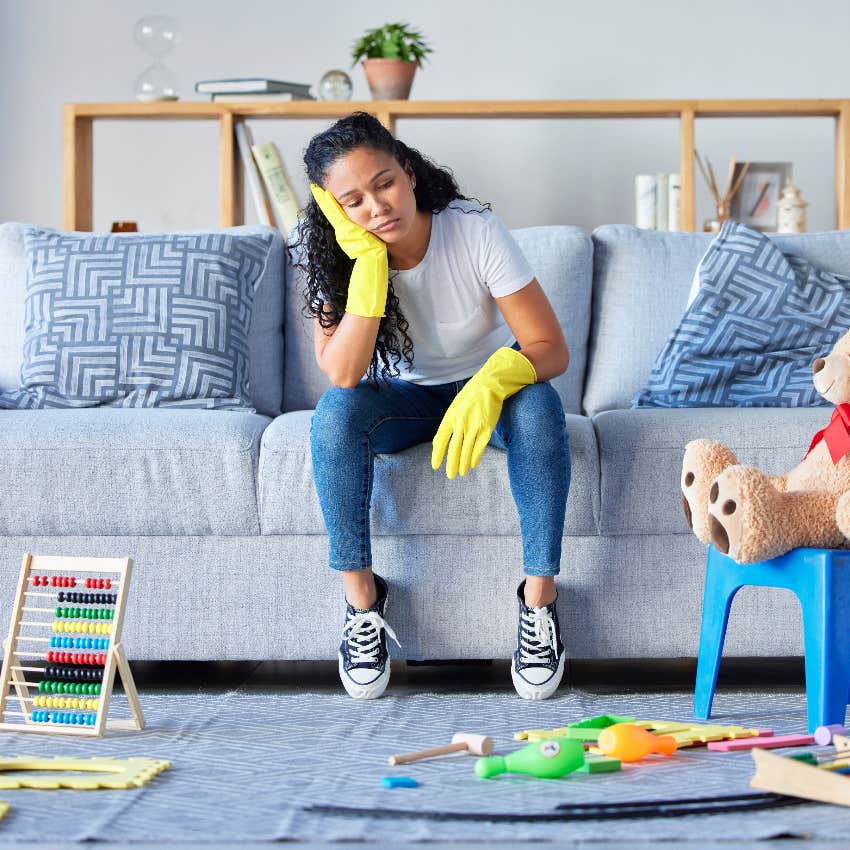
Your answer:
[597,723,677,762]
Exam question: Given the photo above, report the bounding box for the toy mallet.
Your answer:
[388,733,494,766]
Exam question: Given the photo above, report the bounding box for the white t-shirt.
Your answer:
[388,200,534,385]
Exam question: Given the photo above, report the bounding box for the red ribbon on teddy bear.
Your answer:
[805,403,850,464]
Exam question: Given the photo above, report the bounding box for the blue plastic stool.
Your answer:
[693,545,850,733]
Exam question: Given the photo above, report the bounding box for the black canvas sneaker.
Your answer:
[511,579,565,700]
[338,574,399,700]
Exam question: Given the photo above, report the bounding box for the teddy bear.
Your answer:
[680,327,850,564]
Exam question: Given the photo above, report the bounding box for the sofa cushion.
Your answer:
[281,225,593,414]
[258,410,599,536]
[0,409,268,535]
[584,226,850,415]
[594,407,831,535]
[634,221,850,409]
[0,223,285,416]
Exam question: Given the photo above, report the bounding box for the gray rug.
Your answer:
[0,684,846,843]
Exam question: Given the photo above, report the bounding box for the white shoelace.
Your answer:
[342,610,400,664]
[518,607,558,665]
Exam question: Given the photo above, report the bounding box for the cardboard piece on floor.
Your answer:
[0,554,144,737]
[751,747,850,807]
[834,734,850,754]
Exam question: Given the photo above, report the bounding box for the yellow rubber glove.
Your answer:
[310,183,389,318]
[432,347,537,479]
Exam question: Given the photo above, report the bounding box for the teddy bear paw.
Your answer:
[681,440,739,545]
[707,465,780,564]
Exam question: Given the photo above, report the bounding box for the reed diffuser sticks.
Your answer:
[695,151,750,219]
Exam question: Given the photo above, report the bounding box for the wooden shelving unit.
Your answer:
[63,99,850,232]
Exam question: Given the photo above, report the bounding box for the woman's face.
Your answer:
[323,147,418,244]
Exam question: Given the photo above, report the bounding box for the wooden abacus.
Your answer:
[0,554,144,736]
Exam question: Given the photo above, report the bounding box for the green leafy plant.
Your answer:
[351,22,433,66]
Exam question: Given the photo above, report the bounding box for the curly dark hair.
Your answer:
[288,111,490,384]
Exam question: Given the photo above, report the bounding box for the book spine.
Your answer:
[251,141,301,236]
[234,122,273,226]
[655,173,669,232]
[667,173,682,231]
[635,175,657,230]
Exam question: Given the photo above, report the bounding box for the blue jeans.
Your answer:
[310,373,570,577]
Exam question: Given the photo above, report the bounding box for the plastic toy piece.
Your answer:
[381,777,419,788]
[814,724,848,746]
[388,733,493,766]
[568,715,634,729]
[597,723,677,762]
[640,721,767,748]
[577,756,621,774]
[514,727,568,741]
[475,737,584,779]
[0,756,170,789]
[514,727,599,743]
[707,733,814,753]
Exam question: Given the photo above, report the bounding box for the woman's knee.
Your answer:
[505,383,566,447]
[311,385,371,444]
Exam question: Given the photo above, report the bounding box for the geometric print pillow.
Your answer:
[633,220,850,408]
[0,228,274,410]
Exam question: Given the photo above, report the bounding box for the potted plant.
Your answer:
[351,22,433,101]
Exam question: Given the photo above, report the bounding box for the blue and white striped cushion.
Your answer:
[633,220,850,408]
[0,228,274,409]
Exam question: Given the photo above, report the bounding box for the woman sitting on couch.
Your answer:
[291,112,571,701]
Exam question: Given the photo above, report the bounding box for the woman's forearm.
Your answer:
[518,340,570,383]
[318,312,382,387]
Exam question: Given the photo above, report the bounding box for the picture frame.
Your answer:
[729,161,792,231]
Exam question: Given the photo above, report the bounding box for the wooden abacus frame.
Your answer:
[0,554,144,736]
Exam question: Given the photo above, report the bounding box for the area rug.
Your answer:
[0,685,846,843]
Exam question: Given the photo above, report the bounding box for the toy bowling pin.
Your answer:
[597,723,677,762]
[475,737,584,779]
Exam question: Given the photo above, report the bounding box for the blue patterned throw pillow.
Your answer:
[633,220,850,408]
[0,228,274,409]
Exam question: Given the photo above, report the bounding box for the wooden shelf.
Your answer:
[63,99,850,232]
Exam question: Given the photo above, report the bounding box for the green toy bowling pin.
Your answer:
[475,737,584,779]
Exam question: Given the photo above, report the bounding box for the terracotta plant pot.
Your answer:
[361,58,418,100]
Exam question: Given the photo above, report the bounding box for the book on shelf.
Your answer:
[234,122,274,227]
[634,172,682,231]
[251,141,301,236]
[211,92,316,102]
[195,77,312,96]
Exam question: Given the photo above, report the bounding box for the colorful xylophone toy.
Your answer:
[0,554,144,736]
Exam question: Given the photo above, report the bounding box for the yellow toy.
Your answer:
[0,756,169,789]
[516,719,762,748]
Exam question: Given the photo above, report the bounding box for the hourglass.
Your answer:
[134,15,181,101]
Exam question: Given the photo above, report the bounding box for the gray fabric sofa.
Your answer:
[2,221,849,662]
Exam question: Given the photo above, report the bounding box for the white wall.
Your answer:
[2,0,848,232]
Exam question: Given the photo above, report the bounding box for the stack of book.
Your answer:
[635,173,682,231]
[195,77,315,102]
